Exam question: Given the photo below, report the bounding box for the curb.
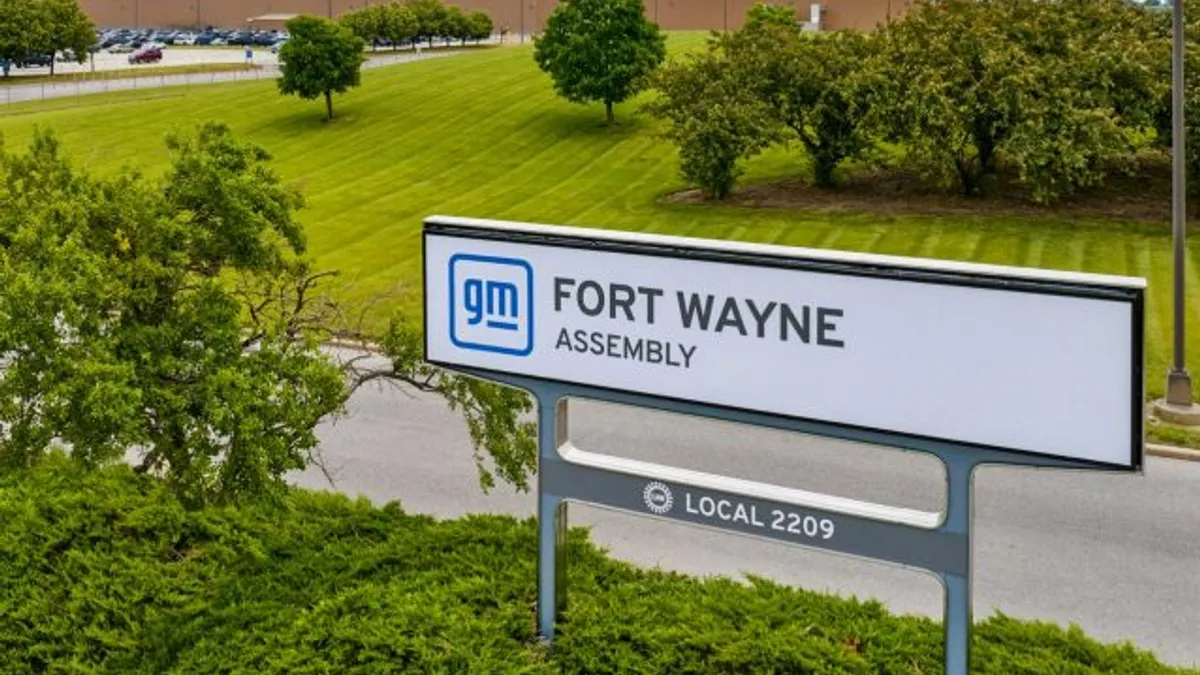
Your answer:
[1146,443,1200,462]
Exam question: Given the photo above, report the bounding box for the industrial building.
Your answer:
[79,0,907,34]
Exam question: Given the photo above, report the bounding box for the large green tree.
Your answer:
[467,10,493,43]
[278,15,365,121]
[0,0,46,72]
[407,0,448,47]
[722,5,881,188]
[381,3,419,49]
[534,0,666,124]
[879,0,1163,201]
[646,46,778,199]
[339,4,385,48]
[0,124,536,506]
[444,5,471,46]
[39,0,95,75]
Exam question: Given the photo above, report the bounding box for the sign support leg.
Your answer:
[536,391,568,644]
[941,455,976,675]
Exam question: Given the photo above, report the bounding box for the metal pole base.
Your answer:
[1153,370,1200,425]
[1166,368,1193,407]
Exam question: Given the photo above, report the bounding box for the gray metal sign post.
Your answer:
[422,216,1145,675]
[451,368,1111,675]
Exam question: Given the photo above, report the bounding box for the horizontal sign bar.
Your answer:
[423,216,1144,469]
[541,456,969,575]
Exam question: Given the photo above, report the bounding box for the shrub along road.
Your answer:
[296,380,1200,667]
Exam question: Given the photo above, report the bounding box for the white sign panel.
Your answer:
[423,216,1144,469]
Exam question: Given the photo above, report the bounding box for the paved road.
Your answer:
[0,48,468,105]
[294,380,1200,667]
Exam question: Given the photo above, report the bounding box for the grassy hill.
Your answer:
[0,38,1194,397]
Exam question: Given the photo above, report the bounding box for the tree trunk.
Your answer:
[813,155,838,188]
[324,90,333,121]
[49,58,55,76]
[605,100,614,125]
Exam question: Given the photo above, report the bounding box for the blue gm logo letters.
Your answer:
[449,254,534,356]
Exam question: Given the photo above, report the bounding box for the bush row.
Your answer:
[649,0,1176,204]
[0,455,1190,674]
[339,0,493,50]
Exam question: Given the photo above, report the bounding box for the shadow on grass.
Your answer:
[522,105,656,141]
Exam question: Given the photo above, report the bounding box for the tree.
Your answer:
[0,124,536,506]
[1151,0,1200,194]
[38,0,96,75]
[722,7,881,187]
[646,47,778,199]
[0,0,46,73]
[339,5,384,49]
[407,0,448,47]
[534,0,667,124]
[444,5,474,46]
[468,10,493,43]
[278,15,365,121]
[381,3,419,49]
[879,0,1163,201]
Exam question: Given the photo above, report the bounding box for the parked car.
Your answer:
[16,53,54,68]
[107,43,135,54]
[270,38,289,54]
[128,46,163,64]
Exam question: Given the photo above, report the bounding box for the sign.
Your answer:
[424,216,1145,469]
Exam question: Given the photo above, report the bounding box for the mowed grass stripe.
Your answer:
[2,39,1198,397]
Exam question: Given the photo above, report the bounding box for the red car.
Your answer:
[128,46,163,64]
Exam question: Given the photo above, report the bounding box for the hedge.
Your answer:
[0,455,1192,674]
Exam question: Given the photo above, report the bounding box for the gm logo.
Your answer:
[449,254,534,356]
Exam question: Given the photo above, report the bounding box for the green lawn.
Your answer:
[0,36,1192,398]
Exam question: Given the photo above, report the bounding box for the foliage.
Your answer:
[0,124,538,505]
[646,47,778,199]
[341,1,420,49]
[382,3,420,47]
[338,4,384,46]
[443,5,471,46]
[720,7,882,188]
[0,458,1191,674]
[278,15,365,121]
[342,316,538,493]
[407,0,449,47]
[0,0,94,74]
[1152,0,1200,195]
[36,0,95,75]
[534,0,667,123]
[878,0,1164,202]
[468,10,494,43]
[0,0,46,69]
[0,124,339,506]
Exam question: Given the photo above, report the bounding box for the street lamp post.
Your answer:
[1168,0,1193,408]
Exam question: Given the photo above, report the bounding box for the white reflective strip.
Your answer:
[559,443,944,529]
